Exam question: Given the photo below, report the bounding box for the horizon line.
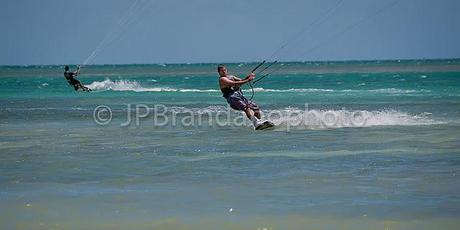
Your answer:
[1,57,459,68]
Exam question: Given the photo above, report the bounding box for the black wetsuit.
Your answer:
[64,70,88,91]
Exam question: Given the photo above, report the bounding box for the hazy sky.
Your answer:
[1,0,459,65]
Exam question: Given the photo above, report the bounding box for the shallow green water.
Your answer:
[1,60,460,229]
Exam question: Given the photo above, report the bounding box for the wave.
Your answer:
[86,79,179,92]
[252,87,431,94]
[134,106,446,130]
[245,88,429,94]
[85,79,431,95]
[252,88,334,92]
[267,108,444,130]
[366,88,431,94]
[85,79,219,92]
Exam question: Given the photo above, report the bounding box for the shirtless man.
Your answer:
[218,64,272,130]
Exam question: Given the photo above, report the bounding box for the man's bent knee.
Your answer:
[245,108,255,118]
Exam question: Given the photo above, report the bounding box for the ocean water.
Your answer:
[1,60,460,229]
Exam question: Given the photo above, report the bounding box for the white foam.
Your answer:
[134,105,446,130]
[267,108,444,130]
[178,89,219,92]
[367,88,426,93]
[342,88,430,94]
[86,79,193,92]
[85,79,430,95]
[253,87,430,94]
[252,88,334,92]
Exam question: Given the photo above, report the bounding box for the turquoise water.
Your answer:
[1,60,460,229]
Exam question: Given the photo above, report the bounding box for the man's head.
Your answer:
[217,64,227,77]
[64,65,69,71]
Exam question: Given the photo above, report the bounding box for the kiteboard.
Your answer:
[255,121,275,130]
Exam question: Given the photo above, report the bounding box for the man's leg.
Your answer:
[245,108,262,128]
[77,82,85,90]
[246,100,261,119]
[254,110,261,119]
[244,108,255,120]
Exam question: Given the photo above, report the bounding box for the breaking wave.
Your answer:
[131,106,446,130]
[86,79,178,92]
[85,79,431,95]
[266,108,444,130]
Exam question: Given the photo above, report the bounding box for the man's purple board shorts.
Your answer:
[227,97,260,112]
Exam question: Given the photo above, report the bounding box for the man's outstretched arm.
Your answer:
[73,66,81,76]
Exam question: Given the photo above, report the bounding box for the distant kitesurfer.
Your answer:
[64,65,91,92]
[218,64,273,130]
